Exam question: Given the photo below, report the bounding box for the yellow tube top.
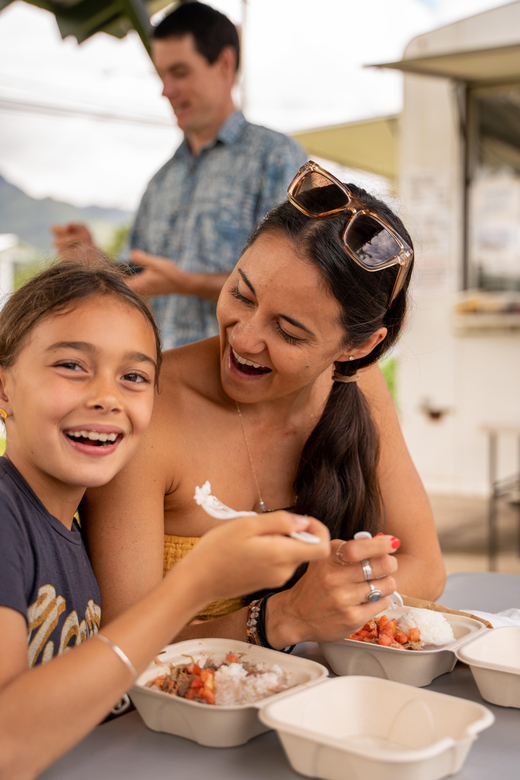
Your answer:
[164,533,247,621]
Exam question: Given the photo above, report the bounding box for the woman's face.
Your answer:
[217,232,351,404]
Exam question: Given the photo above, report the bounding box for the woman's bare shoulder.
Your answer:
[149,337,225,463]
[157,336,221,402]
[358,364,402,443]
[358,364,394,412]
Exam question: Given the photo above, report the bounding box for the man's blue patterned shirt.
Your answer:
[130,110,306,349]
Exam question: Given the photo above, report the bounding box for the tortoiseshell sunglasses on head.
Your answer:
[287,161,413,308]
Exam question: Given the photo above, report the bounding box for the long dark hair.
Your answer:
[244,183,413,540]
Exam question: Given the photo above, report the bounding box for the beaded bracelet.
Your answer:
[246,594,295,654]
[95,633,138,684]
[246,598,263,646]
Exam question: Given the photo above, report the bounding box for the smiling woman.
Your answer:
[218,233,365,412]
[82,162,446,654]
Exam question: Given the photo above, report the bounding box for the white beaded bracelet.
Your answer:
[95,633,137,684]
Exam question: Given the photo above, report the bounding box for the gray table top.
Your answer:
[439,571,520,613]
[39,572,520,780]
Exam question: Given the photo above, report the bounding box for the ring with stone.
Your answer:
[366,582,383,603]
[361,558,373,581]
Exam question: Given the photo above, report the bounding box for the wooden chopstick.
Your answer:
[401,595,493,629]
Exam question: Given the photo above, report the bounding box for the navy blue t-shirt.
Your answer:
[0,457,101,666]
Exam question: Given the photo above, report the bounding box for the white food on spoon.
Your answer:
[194,482,257,519]
[194,481,321,544]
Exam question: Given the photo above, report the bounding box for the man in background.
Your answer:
[53,2,305,348]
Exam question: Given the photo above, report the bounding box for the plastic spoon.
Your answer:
[353,531,404,608]
[194,482,321,544]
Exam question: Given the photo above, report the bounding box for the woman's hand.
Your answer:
[172,511,330,605]
[266,534,400,647]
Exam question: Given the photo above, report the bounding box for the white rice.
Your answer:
[397,608,455,647]
[214,662,288,705]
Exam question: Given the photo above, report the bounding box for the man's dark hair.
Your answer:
[152,2,240,72]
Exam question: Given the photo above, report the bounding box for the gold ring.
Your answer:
[335,541,348,565]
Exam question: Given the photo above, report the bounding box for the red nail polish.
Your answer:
[375,533,384,537]
[391,537,401,549]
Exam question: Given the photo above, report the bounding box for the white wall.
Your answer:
[396,8,520,497]
[0,234,18,310]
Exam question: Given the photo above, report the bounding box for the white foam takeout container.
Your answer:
[456,626,520,708]
[129,638,329,747]
[318,607,488,687]
[258,675,494,780]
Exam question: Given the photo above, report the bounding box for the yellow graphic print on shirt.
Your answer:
[27,584,101,666]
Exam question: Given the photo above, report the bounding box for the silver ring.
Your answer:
[361,558,373,581]
[366,582,383,602]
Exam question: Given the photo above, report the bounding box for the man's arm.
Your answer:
[125,249,229,301]
[124,136,306,302]
[50,223,96,254]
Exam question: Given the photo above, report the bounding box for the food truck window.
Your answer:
[467,84,520,293]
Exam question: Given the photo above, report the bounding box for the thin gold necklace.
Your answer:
[235,401,266,512]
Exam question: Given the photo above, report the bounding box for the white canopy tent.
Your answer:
[291,115,399,185]
[292,2,520,187]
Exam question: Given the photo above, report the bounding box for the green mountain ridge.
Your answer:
[0,174,132,253]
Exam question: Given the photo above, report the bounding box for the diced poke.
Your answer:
[146,652,291,705]
[348,608,455,650]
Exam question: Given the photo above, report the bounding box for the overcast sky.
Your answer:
[0,0,510,210]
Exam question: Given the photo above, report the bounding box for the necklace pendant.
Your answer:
[259,500,266,512]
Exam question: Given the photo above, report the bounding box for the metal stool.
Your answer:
[482,424,520,571]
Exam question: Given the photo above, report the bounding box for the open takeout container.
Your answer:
[259,675,494,780]
[129,638,328,747]
[318,607,488,687]
[456,626,520,708]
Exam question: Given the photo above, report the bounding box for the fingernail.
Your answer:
[375,532,384,537]
[391,537,401,549]
[293,515,309,527]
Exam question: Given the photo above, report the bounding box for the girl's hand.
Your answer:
[267,535,400,647]
[174,512,330,604]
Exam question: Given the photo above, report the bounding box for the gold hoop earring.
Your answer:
[0,409,7,420]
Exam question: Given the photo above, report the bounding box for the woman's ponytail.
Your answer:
[294,379,382,539]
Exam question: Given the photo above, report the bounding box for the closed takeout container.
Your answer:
[259,675,494,780]
[129,638,328,747]
[318,607,487,687]
[456,626,520,708]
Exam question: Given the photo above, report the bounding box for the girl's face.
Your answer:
[0,296,157,505]
[217,232,352,405]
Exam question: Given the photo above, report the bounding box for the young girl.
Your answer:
[0,258,330,780]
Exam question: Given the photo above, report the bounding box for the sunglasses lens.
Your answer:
[346,214,402,268]
[291,171,349,215]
